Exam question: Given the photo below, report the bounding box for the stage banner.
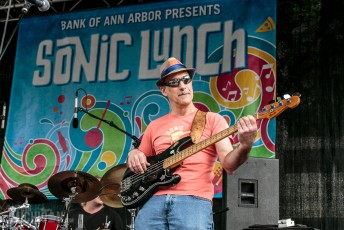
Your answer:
[0,0,276,199]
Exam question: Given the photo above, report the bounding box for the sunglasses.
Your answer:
[162,75,192,87]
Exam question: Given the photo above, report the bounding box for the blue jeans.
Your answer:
[134,195,214,230]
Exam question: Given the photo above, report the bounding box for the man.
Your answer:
[127,57,258,230]
[68,185,124,230]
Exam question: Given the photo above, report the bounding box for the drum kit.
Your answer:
[0,164,133,230]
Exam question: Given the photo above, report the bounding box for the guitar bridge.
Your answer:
[121,177,131,192]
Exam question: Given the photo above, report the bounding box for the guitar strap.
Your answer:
[190,110,207,143]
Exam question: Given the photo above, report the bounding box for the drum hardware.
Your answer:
[4,183,46,229]
[0,197,33,230]
[11,216,35,230]
[47,170,102,229]
[127,209,137,230]
[59,186,78,229]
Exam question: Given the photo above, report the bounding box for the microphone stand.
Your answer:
[76,107,141,148]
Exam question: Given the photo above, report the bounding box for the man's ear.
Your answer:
[160,86,168,96]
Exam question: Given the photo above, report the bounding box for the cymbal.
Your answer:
[99,164,127,208]
[7,183,47,204]
[48,170,101,203]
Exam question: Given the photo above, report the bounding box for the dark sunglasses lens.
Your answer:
[182,77,191,84]
[165,76,191,87]
[168,80,179,87]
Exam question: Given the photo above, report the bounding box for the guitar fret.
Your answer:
[163,125,238,168]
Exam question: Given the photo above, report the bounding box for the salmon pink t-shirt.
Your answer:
[138,110,229,201]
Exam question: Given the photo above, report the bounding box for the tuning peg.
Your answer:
[283,94,291,99]
[277,97,282,102]
[292,92,301,97]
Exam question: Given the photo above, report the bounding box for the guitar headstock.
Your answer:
[258,93,301,120]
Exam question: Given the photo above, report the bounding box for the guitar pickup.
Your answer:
[142,174,157,183]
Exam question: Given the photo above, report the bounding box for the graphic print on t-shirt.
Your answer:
[163,125,190,145]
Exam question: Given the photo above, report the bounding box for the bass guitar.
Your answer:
[120,94,301,209]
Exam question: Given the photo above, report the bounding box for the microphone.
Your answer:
[1,102,6,129]
[26,0,50,12]
[72,91,78,129]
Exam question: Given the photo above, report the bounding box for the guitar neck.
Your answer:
[162,94,301,169]
[163,114,259,169]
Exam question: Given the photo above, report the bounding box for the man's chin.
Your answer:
[177,97,192,105]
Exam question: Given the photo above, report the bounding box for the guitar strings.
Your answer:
[123,135,218,187]
[123,144,197,186]
[122,161,164,187]
[123,125,239,186]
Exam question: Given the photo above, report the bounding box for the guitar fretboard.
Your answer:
[163,114,258,169]
[162,95,300,169]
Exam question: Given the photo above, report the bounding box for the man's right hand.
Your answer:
[127,148,150,174]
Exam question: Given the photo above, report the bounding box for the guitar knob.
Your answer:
[133,192,139,198]
[138,186,145,192]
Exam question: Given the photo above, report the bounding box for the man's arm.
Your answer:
[216,115,257,174]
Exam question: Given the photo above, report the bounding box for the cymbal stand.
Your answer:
[1,205,15,228]
[17,198,30,228]
[127,209,136,230]
[0,200,30,216]
[8,206,16,228]
[60,186,77,229]
[0,198,30,228]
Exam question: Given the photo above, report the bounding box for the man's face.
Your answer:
[160,70,194,107]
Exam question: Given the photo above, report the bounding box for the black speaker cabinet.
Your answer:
[224,157,279,230]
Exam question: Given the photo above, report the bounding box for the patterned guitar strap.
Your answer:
[190,110,207,143]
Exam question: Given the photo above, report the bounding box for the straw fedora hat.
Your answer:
[156,57,195,87]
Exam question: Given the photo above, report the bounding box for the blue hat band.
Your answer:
[161,64,187,78]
